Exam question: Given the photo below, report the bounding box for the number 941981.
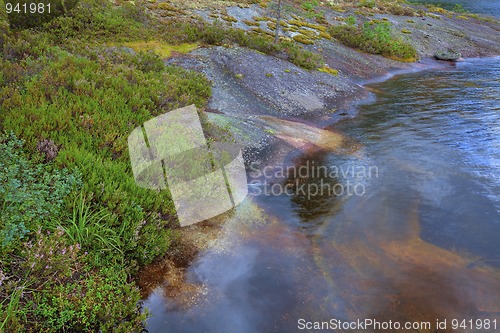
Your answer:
[5,2,51,14]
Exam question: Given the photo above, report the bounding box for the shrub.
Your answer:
[346,15,356,25]
[453,4,468,13]
[0,0,9,49]
[33,265,146,332]
[302,0,318,11]
[329,21,418,61]
[5,0,79,29]
[43,0,148,41]
[283,41,323,69]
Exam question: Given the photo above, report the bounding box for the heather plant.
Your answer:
[42,0,149,41]
[0,227,145,332]
[32,265,146,332]
[0,132,81,249]
[5,0,79,29]
[0,227,82,331]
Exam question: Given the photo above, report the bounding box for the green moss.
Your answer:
[406,19,415,23]
[457,15,469,20]
[265,73,273,77]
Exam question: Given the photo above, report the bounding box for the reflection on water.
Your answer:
[143,58,500,332]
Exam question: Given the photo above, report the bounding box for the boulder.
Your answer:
[434,50,461,61]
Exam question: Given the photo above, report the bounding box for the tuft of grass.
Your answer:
[61,193,125,261]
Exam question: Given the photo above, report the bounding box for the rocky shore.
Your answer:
[140,0,500,302]
[163,1,500,165]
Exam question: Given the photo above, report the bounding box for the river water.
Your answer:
[142,56,500,332]
[410,0,500,17]
[143,0,500,327]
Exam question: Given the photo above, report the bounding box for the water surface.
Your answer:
[410,0,500,17]
[143,58,500,332]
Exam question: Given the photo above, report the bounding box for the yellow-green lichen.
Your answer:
[221,15,238,23]
[289,19,327,32]
[318,66,339,76]
[319,31,332,40]
[293,34,314,45]
[157,2,181,12]
[243,19,260,26]
[401,29,412,34]
[298,29,318,38]
[119,41,198,59]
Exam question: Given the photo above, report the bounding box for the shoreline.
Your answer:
[138,53,500,302]
[136,0,500,320]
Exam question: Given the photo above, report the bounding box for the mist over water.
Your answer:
[143,57,500,332]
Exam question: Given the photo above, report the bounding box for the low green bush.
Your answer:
[5,0,79,29]
[329,21,418,61]
[0,0,9,48]
[0,132,81,249]
[42,0,150,41]
[0,36,194,332]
